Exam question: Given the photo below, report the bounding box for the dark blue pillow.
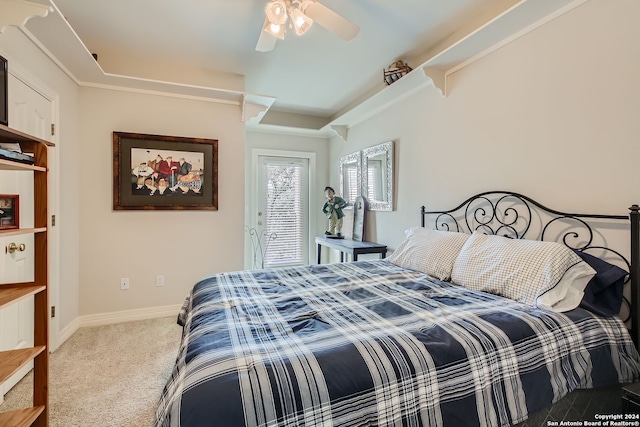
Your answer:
[573,250,627,316]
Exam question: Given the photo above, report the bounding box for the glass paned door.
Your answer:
[255,156,310,268]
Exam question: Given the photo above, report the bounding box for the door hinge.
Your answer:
[51,123,55,136]
[52,215,56,226]
[51,306,56,318]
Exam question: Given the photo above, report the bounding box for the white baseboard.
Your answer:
[57,317,80,351]
[79,304,182,327]
[55,304,182,350]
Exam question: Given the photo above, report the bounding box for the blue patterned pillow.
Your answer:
[574,250,627,316]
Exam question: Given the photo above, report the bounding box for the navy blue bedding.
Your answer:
[574,250,627,316]
[155,260,640,427]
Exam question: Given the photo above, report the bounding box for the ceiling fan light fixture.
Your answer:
[265,0,287,25]
[299,0,315,14]
[264,20,285,40]
[290,7,313,36]
[256,0,360,51]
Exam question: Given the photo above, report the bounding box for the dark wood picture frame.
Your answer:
[113,132,218,210]
[0,194,19,230]
[0,55,7,126]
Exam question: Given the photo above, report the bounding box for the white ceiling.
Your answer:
[52,0,497,114]
[14,0,585,133]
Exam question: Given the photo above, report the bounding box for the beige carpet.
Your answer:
[0,316,182,427]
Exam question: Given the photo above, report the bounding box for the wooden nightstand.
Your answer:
[622,382,640,413]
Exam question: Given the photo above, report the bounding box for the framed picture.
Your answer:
[113,132,218,210]
[0,194,19,230]
[0,55,7,126]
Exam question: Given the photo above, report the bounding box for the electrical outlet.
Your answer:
[156,275,165,287]
[120,277,130,290]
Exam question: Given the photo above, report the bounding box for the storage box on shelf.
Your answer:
[0,123,53,427]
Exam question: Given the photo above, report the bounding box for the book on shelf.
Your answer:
[0,146,35,165]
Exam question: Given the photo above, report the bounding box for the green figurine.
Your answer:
[322,186,347,237]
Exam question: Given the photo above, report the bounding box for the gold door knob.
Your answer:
[6,242,26,254]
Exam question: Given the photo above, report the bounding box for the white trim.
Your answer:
[79,80,242,106]
[53,304,182,351]
[248,149,317,269]
[246,125,333,139]
[326,0,591,130]
[19,27,82,87]
[19,25,245,107]
[78,304,182,328]
[56,316,80,350]
[7,59,53,99]
[0,0,52,34]
[447,0,590,76]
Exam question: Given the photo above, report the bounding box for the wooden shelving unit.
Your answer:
[0,123,53,426]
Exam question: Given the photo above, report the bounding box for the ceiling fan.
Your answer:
[256,0,360,52]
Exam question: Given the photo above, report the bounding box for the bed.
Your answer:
[155,191,640,426]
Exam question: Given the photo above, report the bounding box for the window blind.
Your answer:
[367,160,383,200]
[345,164,358,203]
[262,158,308,267]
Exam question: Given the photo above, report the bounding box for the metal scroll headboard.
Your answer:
[420,190,640,348]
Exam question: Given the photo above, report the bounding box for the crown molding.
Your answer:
[7,0,591,137]
[325,0,590,132]
[0,0,52,34]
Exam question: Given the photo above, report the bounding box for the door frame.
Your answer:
[8,59,61,352]
[247,149,316,269]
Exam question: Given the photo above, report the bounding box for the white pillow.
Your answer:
[451,231,596,311]
[387,228,470,280]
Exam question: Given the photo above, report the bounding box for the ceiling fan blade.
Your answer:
[303,1,359,41]
[256,18,278,52]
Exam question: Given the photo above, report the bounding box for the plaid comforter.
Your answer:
[155,260,640,427]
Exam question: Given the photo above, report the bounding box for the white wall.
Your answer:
[2,0,638,340]
[78,87,245,315]
[331,0,640,253]
[2,24,248,325]
[1,22,328,336]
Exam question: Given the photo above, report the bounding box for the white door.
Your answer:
[0,70,54,400]
[249,151,315,269]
